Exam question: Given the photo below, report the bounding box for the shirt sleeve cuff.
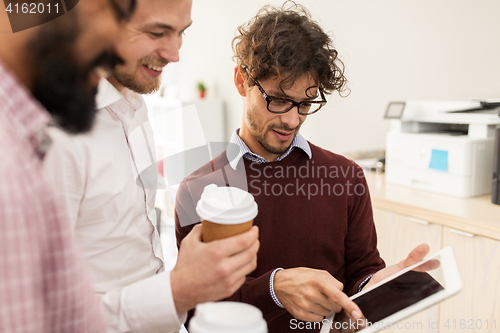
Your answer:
[357,273,375,293]
[269,268,285,309]
[122,271,186,332]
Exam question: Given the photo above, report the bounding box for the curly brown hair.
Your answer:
[232,1,348,96]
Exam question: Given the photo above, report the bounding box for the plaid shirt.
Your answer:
[0,62,107,332]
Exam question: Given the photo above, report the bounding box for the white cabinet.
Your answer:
[143,97,226,271]
[373,208,442,333]
[144,96,226,213]
[372,205,500,333]
[373,209,442,265]
[439,227,500,333]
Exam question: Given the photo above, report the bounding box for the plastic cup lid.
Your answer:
[196,184,258,224]
[189,302,268,333]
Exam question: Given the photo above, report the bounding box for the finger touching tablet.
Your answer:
[321,246,462,333]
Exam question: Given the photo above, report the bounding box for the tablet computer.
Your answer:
[320,246,462,333]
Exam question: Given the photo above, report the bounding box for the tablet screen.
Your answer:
[322,247,462,333]
[328,260,444,333]
[354,269,443,324]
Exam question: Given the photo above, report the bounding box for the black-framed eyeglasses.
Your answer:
[244,68,327,115]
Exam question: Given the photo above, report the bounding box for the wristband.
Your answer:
[358,273,375,292]
[269,268,285,309]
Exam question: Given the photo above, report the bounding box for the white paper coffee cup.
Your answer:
[196,184,258,242]
[189,302,268,333]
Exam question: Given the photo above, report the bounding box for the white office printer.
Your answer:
[384,100,500,197]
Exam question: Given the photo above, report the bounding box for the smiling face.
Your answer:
[112,0,192,94]
[235,67,319,162]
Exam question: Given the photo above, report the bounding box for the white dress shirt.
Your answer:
[44,79,186,333]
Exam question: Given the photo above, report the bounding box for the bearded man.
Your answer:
[0,0,135,330]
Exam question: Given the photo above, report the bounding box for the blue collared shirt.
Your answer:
[226,129,312,170]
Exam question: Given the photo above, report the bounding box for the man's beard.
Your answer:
[113,56,166,95]
[28,11,121,134]
[247,108,297,155]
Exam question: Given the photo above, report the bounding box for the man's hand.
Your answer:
[273,268,363,323]
[170,224,259,313]
[329,310,367,333]
[363,243,440,291]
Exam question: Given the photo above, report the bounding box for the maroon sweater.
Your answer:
[175,143,385,332]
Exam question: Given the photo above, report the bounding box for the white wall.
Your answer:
[175,0,500,154]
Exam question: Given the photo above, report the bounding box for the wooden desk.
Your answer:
[366,171,500,241]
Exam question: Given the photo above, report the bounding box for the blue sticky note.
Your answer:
[429,149,448,172]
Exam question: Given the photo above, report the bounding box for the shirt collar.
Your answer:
[0,60,51,156]
[95,77,123,109]
[226,129,312,170]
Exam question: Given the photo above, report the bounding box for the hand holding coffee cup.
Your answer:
[196,184,258,242]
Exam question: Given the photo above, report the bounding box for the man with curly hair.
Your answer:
[175,3,432,332]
